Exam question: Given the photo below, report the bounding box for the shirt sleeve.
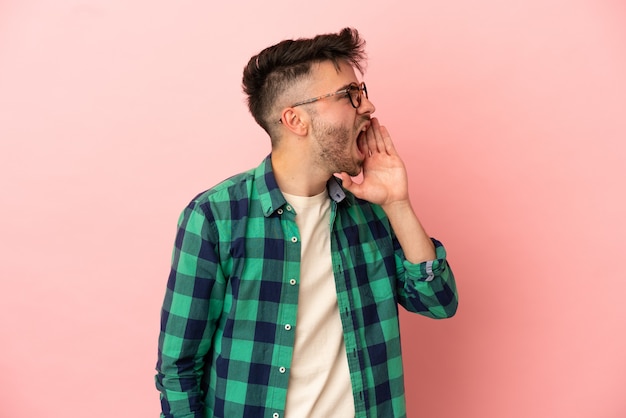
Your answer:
[155,201,226,417]
[394,238,459,319]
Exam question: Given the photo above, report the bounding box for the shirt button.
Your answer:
[291,237,298,243]
[277,208,283,215]
[273,413,280,418]
[284,324,292,331]
[286,205,292,211]
[279,366,286,374]
[289,279,296,286]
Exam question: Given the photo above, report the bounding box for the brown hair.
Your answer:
[242,27,366,137]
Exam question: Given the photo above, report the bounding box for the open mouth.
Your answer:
[356,122,371,158]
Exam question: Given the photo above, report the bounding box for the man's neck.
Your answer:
[271,148,330,197]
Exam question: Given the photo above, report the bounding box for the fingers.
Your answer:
[366,118,395,155]
[379,125,397,155]
[365,118,381,153]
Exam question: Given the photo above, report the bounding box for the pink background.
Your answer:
[1,1,625,417]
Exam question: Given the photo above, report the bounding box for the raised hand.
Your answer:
[340,117,410,208]
[340,117,435,263]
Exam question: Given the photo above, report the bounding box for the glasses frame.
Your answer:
[291,82,368,109]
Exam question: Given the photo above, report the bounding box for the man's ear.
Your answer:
[280,108,309,136]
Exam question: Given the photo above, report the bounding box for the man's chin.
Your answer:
[345,162,363,177]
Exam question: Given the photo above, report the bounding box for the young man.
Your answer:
[156,27,458,418]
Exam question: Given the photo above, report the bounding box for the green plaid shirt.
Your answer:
[156,155,458,418]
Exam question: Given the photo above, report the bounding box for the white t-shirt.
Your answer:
[282,190,355,418]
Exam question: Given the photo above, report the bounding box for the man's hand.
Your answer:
[339,117,409,208]
[339,117,436,263]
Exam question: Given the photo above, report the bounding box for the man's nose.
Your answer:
[358,95,375,115]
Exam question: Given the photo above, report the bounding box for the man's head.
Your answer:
[242,28,367,143]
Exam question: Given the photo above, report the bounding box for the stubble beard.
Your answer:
[312,118,363,177]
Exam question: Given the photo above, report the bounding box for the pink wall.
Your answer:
[1,1,625,417]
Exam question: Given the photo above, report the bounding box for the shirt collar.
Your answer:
[255,155,351,217]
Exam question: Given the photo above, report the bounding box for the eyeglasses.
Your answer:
[292,82,368,109]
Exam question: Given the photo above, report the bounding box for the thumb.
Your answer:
[339,172,364,198]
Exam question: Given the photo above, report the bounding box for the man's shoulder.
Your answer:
[188,167,257,208]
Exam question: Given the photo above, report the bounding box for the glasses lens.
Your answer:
[348,84,361,108]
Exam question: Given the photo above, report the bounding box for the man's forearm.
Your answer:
[381,199,435,264]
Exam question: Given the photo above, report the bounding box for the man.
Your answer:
[156,27,458,418]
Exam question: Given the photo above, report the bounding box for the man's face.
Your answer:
[306,61,375,177]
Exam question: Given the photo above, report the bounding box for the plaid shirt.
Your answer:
[156,155,458,418]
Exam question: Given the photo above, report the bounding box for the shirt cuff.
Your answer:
[402,238,448,282]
